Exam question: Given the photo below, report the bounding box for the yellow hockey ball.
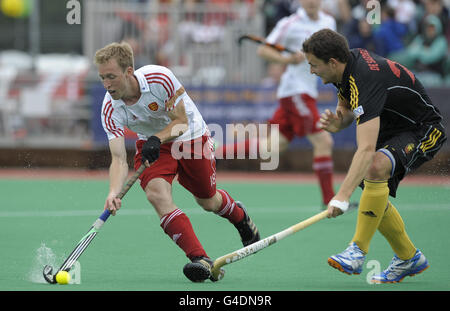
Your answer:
[1,0,25,18]
[55,271,71,285]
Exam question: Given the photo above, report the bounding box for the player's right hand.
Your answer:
[319,109,341,133]
[104,195,122,216]
[327,203,344,218]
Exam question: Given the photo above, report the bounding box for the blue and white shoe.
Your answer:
[371,249,429,283]
[328,242,366,275]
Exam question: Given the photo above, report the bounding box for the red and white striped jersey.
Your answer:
[266,8,336,99]
[101,65,207,142]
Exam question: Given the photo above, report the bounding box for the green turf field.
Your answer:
[1,176,449,292]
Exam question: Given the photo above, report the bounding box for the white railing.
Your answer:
[0,1,268,148]
[83,0,266,85]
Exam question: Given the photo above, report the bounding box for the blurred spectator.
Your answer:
[346,18,378,51]
[349,0,374,20]
[342,0,410,56]
[322,0,352,31]
[262,0,300,34]
[388,0,417,25]
[372,3,408,56]
[342,0,379,51]
[391,14,448,77]
[416,0,450,38]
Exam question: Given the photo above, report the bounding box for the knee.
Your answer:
[145,186,170,208]
[262,131,289,154]
[195,195,219,212]
[321,132,334,149]
[311,131,334,150]
[366,156,391,181]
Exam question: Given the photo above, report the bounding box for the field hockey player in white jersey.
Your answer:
[218,0,338,209]
[263,0,337,209]
[94,42,260,283]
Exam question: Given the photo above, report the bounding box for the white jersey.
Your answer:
[101,65,207,142]
[266,8,336,99]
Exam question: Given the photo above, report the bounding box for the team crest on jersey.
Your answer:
[404,143,415,154]
[148,102,158,111]
[353,106,364,118]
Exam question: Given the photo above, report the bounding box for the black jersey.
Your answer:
[334,48,443,140]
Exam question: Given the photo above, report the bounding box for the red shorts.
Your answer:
[268,93,322,141]
[134,134,217,199]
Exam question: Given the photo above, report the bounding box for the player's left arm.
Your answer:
[154,99,188,143]
[327,117,379,217]
[141,99,188,166]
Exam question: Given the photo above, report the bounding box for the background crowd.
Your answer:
[263,0,450,86]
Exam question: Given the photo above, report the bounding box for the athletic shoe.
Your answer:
[183,256,224,282]
[371,249,429,283]
[234,201,260,247]
[328,242,366,275]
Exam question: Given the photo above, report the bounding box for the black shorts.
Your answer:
[361,123,447,197]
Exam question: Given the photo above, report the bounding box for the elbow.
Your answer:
[257,45,270,59]
[171,118,189,137]
[357,144,376,158]
[179,115,189,133]
[364,149,377,163]
[111,155,128,169]
[257,46,264,57]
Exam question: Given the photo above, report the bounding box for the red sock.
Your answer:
[160,209,207,260]
[216,139,259,159]
[313,156,335,205]
[216,189,244,224]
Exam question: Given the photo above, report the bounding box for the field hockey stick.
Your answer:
[43,164,146,284]
[210,203,358,281]
[237,34,296,54]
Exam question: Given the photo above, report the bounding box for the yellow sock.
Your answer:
[351,180,389,254]
[378,202,416,260]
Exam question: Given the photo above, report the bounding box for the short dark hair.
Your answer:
[302,29,351,63]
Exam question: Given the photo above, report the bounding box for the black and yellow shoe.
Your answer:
[183,257,212,282]
[234,202,260,247]
[183,257,224,282]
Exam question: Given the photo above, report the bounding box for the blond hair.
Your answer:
[94,42,134,71]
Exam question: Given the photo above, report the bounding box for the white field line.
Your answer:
[0,203,449,218]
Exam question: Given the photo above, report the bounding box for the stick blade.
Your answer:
[237,35,249,45]
[43,265,57,284]
[210,267,225,282]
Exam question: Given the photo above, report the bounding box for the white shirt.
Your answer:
[101,65,207,142]
[266,8,336,99]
